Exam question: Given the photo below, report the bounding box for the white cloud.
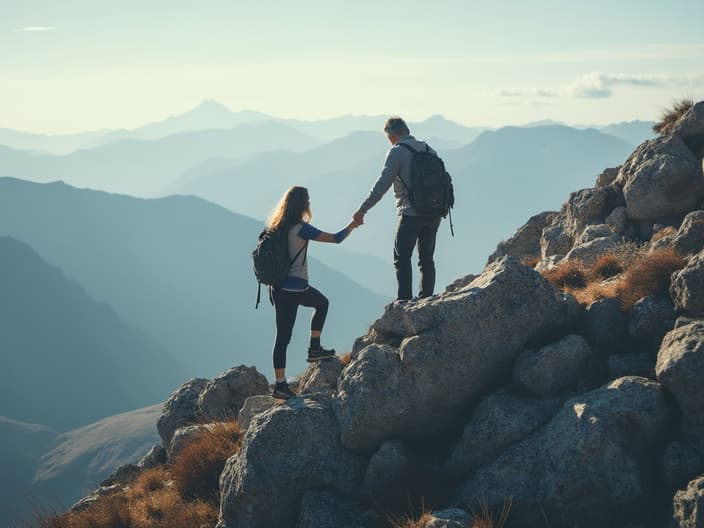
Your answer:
[494,88,557,98]
[15,26,56,32]
[496,72,704,101]
[562,72,665,98]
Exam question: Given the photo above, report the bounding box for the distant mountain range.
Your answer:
[0,178,389,381]
[0,236,183,431]
[0,405,161,528]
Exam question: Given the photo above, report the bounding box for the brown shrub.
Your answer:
[542,260,588,290]
[569,280,619,307]
[614,247,686,309]
[339,352,352,366]
[653,98,694,135]
[590,254,624,281]
[170,420,242,502]
[130,466,168,498]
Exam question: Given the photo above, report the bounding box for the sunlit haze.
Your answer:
[3,0,704,133]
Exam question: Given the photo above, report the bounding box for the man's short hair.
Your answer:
[384,116,410,136]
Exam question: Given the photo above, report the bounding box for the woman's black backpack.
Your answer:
[252,228,306,308]
[398,142,455,234]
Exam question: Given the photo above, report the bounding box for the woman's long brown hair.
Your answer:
[267,186,312,232]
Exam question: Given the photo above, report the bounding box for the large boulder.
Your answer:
[446,389,562,477]
[607,353,655,380]
[617,135,704,221]
[583,297,629,357]
[563,235,621,266]
[238,395,275,431]
[333,257,581,451]
[361,439,412,501]
[167,423,212,463]
[217,393,366,528]
[298,357,344,394]
[563,185,625,239]
[488,211,557,264]
[454,377,670,527]
[656,321,704,450]
[671,251,704,317]
[540,221,572,259]
[671,100,704,158]
[673,211,704,256]
[157,377,209,449]
[197,365,269,421]
[512,335,596,396]
[670,475,704,528]
[629,296,677,352]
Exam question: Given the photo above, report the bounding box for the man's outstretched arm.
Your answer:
[354,149,401,223]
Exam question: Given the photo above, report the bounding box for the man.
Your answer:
[354,116,443,301]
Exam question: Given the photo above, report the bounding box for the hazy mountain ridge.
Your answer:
[0,236,183,431]
[0,177,389,381]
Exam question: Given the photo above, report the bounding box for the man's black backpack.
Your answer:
[398,142,455,234]
[252,228,306,308]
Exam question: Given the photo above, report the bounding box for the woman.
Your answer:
[267,186,359,400]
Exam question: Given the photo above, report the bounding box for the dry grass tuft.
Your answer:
[339,352,353,366]
[130,467,169,498]
[653,98,694,135]
[170,420,242,502]
[591,254,623,281]
[614,247,686,309]
[609,240,648,268]
[471,499,512,528]
[542,260,588,290]
[650,226,678,244]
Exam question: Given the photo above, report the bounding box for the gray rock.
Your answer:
[446,389,562,477]
[608,353,655,380]
[137,444,166,469]
[663,441,703,490]
[167,424,212,463]
[629,296,677,351]
[564,235,621,266]
[298,357,343,394]
[671,252,704,317]
[100,463,140,487]
[584,297,629,357]
[361,439,411,500]
[217,393,366,528]
[563,185,625,239]
[238,395,276,431]
[488,211,558,264]
[333,257,581,451]
[197,365,269,421]
[618,135,704,221]
[673,211,704,256]
[70,484,122,513]
[606,206,630,234]
[656,322,704,450]
[157,377,209,449]
[671,100,704,157]
[424,508,473,528]
[454,377,670,527]
[675,316,702,330]
[670,475,704,528]
[296,491,383,528]
[576,224,615,245]
[596,167,620,188]
[541,222,572,259]
[513,335,595,396]
[445,274,478,294]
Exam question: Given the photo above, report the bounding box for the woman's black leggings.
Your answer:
[272,287,329,369]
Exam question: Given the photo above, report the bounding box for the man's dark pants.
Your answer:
[394,214,442,300]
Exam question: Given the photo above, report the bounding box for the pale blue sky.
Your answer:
[2,0,703,132]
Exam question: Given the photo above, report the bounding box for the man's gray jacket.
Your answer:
[359,135,436,216]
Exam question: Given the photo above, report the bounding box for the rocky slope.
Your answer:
[69,101,704,528]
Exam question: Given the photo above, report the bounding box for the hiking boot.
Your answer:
[272,381,296,400]
[307,345,336,362]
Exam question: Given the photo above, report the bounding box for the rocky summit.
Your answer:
[70,101,704,528]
